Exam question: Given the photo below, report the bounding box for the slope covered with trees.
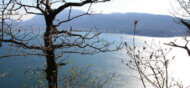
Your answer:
[21,10,187,37]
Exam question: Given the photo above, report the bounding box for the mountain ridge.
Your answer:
[20,9,188,37]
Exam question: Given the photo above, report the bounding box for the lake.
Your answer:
[0,33,190,88]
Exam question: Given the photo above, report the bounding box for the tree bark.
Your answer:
[44,14,58,88]
[181,19,190,31]
[45,50,58,88]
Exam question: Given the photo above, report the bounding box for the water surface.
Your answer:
[0,33,190,88]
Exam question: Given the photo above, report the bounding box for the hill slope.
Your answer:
[21,10,188,37]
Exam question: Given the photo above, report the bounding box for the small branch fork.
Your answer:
[165,37,190,56]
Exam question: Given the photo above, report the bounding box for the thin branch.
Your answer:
[2,39,44,50]
[54,0,109,15]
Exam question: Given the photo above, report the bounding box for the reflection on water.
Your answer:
[0,33,190,88]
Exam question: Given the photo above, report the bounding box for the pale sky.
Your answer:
[23,0,179,20]
[74,0,178,15]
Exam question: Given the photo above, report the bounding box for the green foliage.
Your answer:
[24,63,114,88]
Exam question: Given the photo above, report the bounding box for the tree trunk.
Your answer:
[44,14,58,88]
[181,19,190,31]
[45,50,58,88]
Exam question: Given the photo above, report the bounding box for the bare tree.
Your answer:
[122,21,184,88]
[0,0,122,88]
[125,0,190,88]
[0,0,22,46]
[171,0,190,31]
[167,0,190,54]
[124,41,184,88]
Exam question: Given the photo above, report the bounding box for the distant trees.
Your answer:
[0,0,122,88]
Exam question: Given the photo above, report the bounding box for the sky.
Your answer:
[21,0,179,20]
[76,0,175,15]
[71,0,182,16]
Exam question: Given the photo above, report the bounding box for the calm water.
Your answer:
[0,33,190,88]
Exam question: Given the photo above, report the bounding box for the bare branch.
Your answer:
[15,0,46,15]
[54,0,109,15]
[54,2,93,27]
[165,38,190,56]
